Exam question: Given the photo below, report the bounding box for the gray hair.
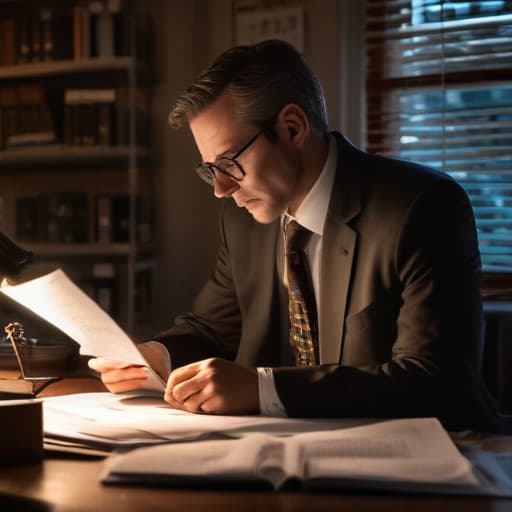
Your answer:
[168,39,328,138]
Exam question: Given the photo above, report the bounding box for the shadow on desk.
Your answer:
[0,492,51,512]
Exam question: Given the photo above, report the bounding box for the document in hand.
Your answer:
[0,269,165,392]
[101,417,512,495]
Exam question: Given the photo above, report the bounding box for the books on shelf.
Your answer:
[0,0,152,67]
[6,7,75,65]
[0,85,57,150]
[15,192,152,246]
[94,194,153,244]
[0,84,150,151]
[65,88,116,146]
[16,192,89,244]
[64,87,150,147]
[0,18,16,66]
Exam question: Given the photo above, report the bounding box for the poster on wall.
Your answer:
[234,6,304,52]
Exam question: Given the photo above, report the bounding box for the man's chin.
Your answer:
[235,198,283,224]
[247,206,282,224]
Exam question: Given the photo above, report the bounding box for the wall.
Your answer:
[147,0,343,334]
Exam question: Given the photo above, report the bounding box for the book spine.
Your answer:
[0,195,4,233]
[40,8,54,61]
[52,7,74,61]
[30,11,42,62]
[110,194,153,243]
[73,4,84,60]
[95,194,113,243]
[16,197,38,242]
[111,195,129,242]
[92,262,118,316]
[0,19,16,66]
[109,0,124,57]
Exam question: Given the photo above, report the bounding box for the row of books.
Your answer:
[86,261,153,317]
[0,85,56,150]
[0,0,152,66]
[64,87,150,147]
[16,193,152,245]
[0,195,4,233]
[0,85,150,150]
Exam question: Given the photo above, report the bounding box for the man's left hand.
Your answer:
[165,358,259,415]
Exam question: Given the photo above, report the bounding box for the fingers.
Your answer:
[88,357,132,372]
[88,357,149,394]
[163,358,259,415]
[164,362,204,410]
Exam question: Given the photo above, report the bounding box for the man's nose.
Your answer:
[213,173,240,198]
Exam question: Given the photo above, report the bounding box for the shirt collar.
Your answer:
[285,133,337,236]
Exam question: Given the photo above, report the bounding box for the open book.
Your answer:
[101,417,512,495]
[0,269,165,392]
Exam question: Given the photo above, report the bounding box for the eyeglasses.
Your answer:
[195,129,265,186]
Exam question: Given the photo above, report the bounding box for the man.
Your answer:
[89,40,501,432]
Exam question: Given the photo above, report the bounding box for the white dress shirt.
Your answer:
[258,134,337,416]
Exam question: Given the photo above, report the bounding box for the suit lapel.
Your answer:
[319,134,362,364]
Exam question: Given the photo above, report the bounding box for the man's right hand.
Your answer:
[87,341,171,394]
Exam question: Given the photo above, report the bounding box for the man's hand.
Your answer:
[88,341,170,394]
[165,358,259,415]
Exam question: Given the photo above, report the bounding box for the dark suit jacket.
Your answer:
[156,132,502,432]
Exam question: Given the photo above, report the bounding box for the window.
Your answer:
[365,1,512,276]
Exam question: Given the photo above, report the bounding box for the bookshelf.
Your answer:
[0,0,156,340]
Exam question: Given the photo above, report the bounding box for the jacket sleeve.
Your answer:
[154,203,242,368]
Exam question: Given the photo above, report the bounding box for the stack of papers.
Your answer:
[42,392,365,451]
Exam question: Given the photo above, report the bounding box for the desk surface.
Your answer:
[0,374,511,512]
[1,457,512,512]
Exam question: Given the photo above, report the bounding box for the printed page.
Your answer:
[299,418,481,490]
[0,269,165,392]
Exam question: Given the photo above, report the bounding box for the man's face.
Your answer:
[189,95,302,224]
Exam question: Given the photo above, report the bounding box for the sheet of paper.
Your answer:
[42,392,366,448]
[0,269,165,392]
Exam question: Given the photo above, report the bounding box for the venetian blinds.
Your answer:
[365,0,512,272]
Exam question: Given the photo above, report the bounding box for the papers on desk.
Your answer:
[43,392,512,496]
[42,392,365,450]
[0,269,165,392]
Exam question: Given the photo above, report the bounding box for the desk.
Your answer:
[0,375,511,512]
[1,456,511,512]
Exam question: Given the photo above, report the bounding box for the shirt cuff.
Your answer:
[257,367,287,417]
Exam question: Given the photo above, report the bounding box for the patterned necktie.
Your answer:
[285,220,318,366]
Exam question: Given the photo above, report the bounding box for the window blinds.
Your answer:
[365,0,512,273]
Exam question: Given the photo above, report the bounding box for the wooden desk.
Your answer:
[0,374,510,512]
[1,456,510,512]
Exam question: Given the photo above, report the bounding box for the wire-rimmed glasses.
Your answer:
[194,128,265,186]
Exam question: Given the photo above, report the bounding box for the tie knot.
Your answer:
[285,220,311,254]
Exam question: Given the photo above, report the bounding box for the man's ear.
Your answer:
[275,104,309,147]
